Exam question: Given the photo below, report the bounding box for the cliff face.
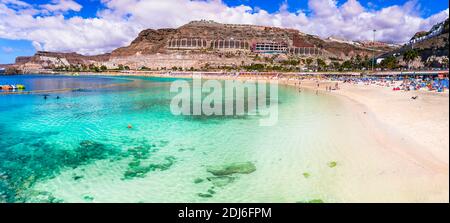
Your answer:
[112,29,177,56]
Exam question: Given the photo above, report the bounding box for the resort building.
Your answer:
[166,36,322,56]
[168,38,208,49]
[252,42,289,54]
[288,47,322,56]
[211,39,250,50]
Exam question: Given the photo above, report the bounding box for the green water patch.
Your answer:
[0,132,176,202]
[197,188,217,199]
[0,131,121,202]
[206,176,236,187]
[0,130,60,149]
[297,199,324,203]
[179,147,195,152]
[206,162,256,176]
[125,143,156,161]
[193,178,204,184]
[120,138,175,180]
[83,195,95,202]
[21,190,65,203]
[327,161,338,168]
[123,156,176,180]
[185,114,251,123]
[131,98,173,112]
[72,174,84,181]
[195,162,256,198]
[197,193,213,198]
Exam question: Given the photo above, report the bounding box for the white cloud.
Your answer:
[1,46,14,53]
[41,0,82,13]
[341,0,365,19]
[0,0,448,55]
[0,0,29,7]
[32,41,43,51]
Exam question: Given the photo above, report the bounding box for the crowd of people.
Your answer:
[330,75,449,93]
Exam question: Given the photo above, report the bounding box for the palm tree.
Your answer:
[316,59,326,71]
[305,58,313,70]
[442,58,449,69]
[403,50,419,70]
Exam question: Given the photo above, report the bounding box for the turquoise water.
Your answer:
[0,75,407,203]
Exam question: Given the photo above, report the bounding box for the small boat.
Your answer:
[1,84,26,90]
[1,85,12,90]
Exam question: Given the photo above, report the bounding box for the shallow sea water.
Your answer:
[0,75,431,203]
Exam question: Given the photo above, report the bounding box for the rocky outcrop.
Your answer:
[112,29,177,56]
[11,51,111,72]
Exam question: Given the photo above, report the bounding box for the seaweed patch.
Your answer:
[327,161,338,168]
[206,162,256,176]
[206,176,236,187]
[123,156,176,180]
[0,136,119,203]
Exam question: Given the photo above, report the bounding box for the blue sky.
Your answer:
[223,0,448,16]
[0,0,449,64]
[13,0,448,18]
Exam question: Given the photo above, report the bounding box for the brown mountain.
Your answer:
[9,20,397,73]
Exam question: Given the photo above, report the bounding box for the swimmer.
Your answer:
[127,124,133,129]
[56,96,60,99]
